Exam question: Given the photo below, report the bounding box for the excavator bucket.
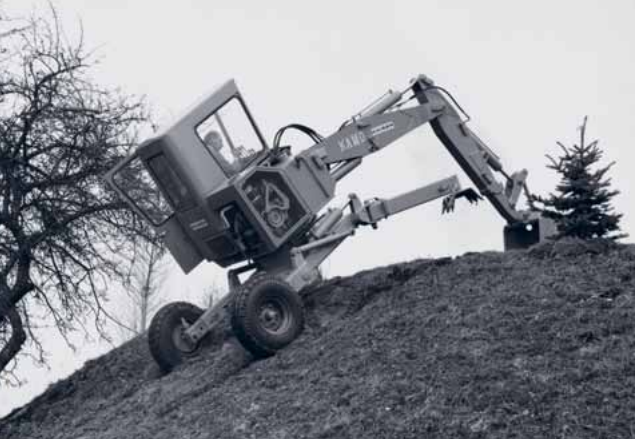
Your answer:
[503,216,557,250]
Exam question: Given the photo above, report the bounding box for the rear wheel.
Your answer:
[231,274,304,358]
[148,302,203,372]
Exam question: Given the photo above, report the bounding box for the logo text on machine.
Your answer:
[338,122,395,152]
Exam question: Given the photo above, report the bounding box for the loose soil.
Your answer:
[2,239,635,438]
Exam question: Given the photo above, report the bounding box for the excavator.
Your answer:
[105,74,555,371]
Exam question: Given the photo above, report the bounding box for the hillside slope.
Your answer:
[2,239,635,438]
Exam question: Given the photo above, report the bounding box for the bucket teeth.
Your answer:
[442,188,482,214]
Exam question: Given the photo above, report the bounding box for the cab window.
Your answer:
[196,97,265,175]
[112,155,174,225]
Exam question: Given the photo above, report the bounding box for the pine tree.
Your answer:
[534,117,625,240]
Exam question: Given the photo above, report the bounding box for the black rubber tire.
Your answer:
[148,301,204,373]
[230,274,304,358]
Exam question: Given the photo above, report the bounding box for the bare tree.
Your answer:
[120,240,167,337]
[0,7,154,379]
[199,281,225,310]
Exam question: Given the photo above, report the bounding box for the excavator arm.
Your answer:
[412,75,527,224]
[304,74,555,249]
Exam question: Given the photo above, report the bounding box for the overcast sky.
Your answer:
[2,0,634,417]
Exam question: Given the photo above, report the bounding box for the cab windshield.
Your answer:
[195,97,265,175]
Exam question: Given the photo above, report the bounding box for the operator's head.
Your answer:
[203,130,224,151]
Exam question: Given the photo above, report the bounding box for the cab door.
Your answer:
[105,149,205,274]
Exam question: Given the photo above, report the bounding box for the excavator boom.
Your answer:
[301,74,555,249]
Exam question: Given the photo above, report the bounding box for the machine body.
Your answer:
[105,75,555,371]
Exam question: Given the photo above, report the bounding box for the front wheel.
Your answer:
[148,302,203,372]
[230,274,304,358]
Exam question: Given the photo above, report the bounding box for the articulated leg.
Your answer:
[284,231,353,290]
[351,175,464,224]
[283,174,464,289]
[184,290,232,344]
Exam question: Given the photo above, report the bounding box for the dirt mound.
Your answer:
[2,239,635,438]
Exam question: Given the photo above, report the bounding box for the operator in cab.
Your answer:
[204,130,236,172]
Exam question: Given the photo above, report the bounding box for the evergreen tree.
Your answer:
[534,117,625,240]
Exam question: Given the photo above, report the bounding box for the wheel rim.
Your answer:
[172,319,198,355]
[257,295,293,334]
